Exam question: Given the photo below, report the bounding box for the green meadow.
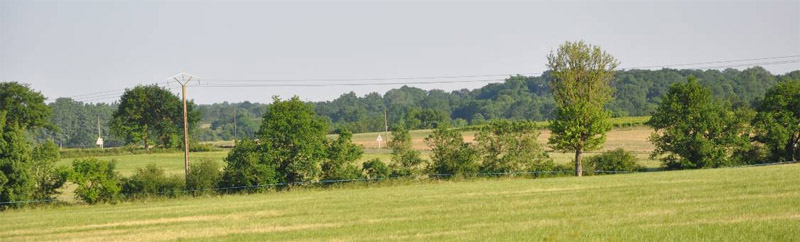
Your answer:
[2,164,798,241]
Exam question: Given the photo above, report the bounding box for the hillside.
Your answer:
[3,164,798,241]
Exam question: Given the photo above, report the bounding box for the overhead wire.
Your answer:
[63,54,800,102]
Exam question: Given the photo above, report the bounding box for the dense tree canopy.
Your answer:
[111,85,199,149]
[752,79,800,161]
[648,77,750,169]
[0,82,52,130]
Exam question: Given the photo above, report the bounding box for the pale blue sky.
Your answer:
[1,0,798,104]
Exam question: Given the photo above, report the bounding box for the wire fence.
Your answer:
[1,160,797,206]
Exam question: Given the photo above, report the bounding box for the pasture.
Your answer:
[2,164,798,241]
[54,125,658,178]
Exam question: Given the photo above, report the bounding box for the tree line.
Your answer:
[36,66,799,148]
[3,40,799,208]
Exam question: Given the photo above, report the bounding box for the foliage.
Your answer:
[69,158,121,204]
[424,125,478,177]
[219,139,278,192]
[322,130,363,181]
[111,85,199,149]
[388,125,425,177]
[547,40,618,176]
[121,164,184,198]
[530,160,574,178]
[475,120,550,174]
[648,77,750,169]
[31,98,123,148]
[186,159,221,195]
[31,140,68,200]
[752,79,800,162]
[195,103,261,141]
[361,158,391,179]
[583,149,643,175]
[0,82,53,130]
[0,112,35,207]
[259,96,328,184]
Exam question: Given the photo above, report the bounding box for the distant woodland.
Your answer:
[36,67,800,147]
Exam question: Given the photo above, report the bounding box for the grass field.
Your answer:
[2,164,798,241]
[55,125,659,178]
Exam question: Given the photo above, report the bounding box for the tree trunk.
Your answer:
[575,149,583,177]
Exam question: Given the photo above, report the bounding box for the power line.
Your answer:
[203,73,538,83]
[621,54,800,69]
[62,54,800,100]
[198,78,509,88]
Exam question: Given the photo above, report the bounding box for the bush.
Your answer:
[584,149,643,175]
[321,130,363,181]
[475,120,551,174]
[530,160,573,178]
[121,164,184,199]
[425,125,478,178]
[389,125,426,177]
[69,158,121,204]
[362,158,390,180]
[187,159,221,195]
[219,139,278,193]
[732,144,770,165]
[31,140,69,200]
[189,142,219,152]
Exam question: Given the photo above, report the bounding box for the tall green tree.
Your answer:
[546,41,619,176]
[0,112,35,207]
[752,79,800,161]
[0,82,53,130]
[111,85,199,149]
[258,96,328,184]
[648,77,750,169]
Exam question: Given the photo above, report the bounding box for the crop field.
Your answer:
[2,164,798,241]
[54,125,658,179]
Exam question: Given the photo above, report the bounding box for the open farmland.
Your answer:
[55,125,658,179]
[2,164,798,241]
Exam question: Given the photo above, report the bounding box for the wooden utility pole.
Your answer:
[172,73,196,181]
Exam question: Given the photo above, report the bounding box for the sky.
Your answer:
[1,0,799,104]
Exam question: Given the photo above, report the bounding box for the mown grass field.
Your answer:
[2,164,798,241]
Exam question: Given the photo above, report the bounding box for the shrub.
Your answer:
[187,159,221,195]
[475,120,551,174]
[425,125,478,178]
[121,164,184,199]
[321,130,363,181]
[31,141,68,200]
[69,158,121,204]
[219,139,278,193]
[531,160,573,178]
[389,125,426,177]
[362,158,390,180]
[732,144,770,165]
[584,149,643,175]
